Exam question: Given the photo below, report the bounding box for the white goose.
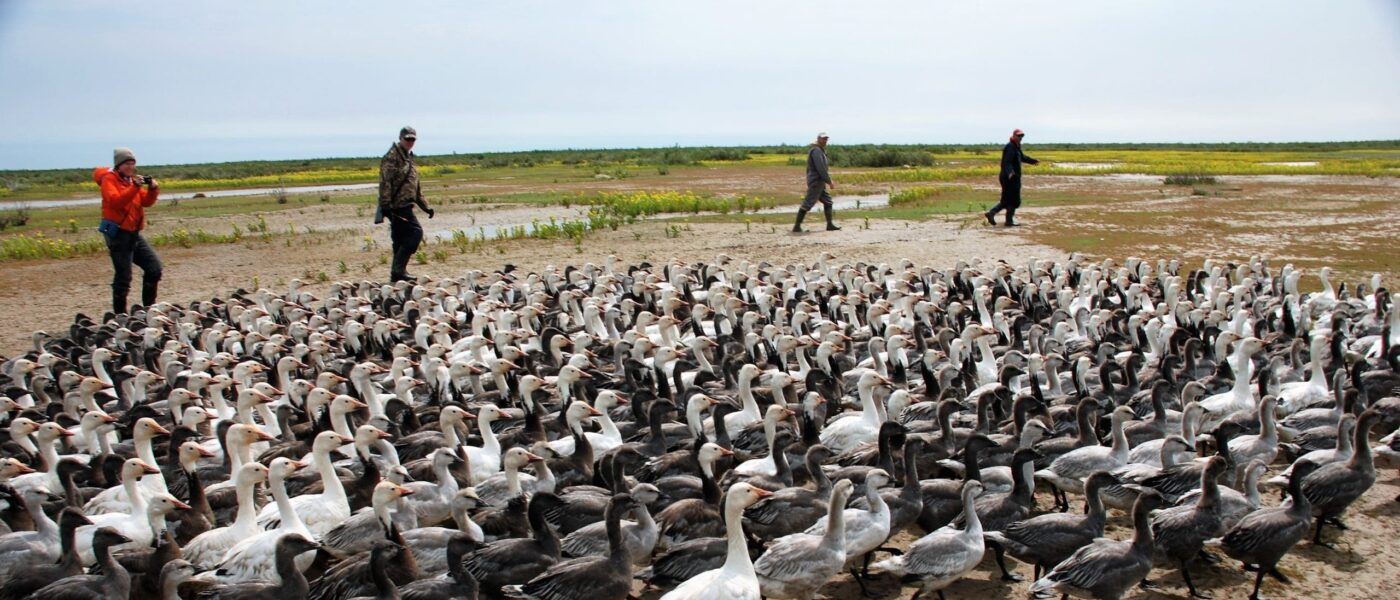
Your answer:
[475,446,547,508]
[545,401,605,459]
[401,448,464,525]
[77,492,188,565]
[82,457,156,516]
[464,403,510,482]
[733,404,796,477]
[1277,333,1331,414]
[819,370,891,454]
[659,483,773,600]
[547,392,627,457]
[210,457,315,583]
[8,421,73,496]
[802,468,892,579]
[1199,337,1265,431]
[183,461,270,568]
[81,417,171,513]
[256,430,354,536]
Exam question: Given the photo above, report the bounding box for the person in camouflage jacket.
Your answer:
[378,126,434,282]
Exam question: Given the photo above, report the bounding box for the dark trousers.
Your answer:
[800,184,833,211]
[386,206,423,279]
[988,176,1022,220]
[105,228,161,314]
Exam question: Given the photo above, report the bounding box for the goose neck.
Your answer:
[1109,415,1129,457]
[821,491,847,549]
[960,487,982,536]
[233,476,258,528]
[271,474,303,530]
[722,498,754,576]
[314,446,346,502]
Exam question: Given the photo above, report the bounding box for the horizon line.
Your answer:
[3,137,1398,173]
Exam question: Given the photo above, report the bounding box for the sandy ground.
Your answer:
[2,172,1398,599]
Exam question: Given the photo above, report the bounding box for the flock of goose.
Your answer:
[1,253,1397,600]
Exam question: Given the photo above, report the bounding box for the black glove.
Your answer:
[425,207,435,219]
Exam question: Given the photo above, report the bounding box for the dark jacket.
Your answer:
[999,142,1038,181]
[806,145,832,187]
[378,143,422,209]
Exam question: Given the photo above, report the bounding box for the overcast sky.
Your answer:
[1,1,1398,169]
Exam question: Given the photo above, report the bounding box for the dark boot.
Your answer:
[792,208,808,232]
[141,279,159,307]
[984,211,997,226]
[1004,208,1019,227]
[112,289,129,315]
[824,204,840,230]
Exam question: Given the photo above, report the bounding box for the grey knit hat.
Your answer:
[114,147,136,167]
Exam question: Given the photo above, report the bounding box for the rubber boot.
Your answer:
[1004,208,1019,227]
[141,279,159,307]
[792,208,808,233]
[112,289,129,315]
[984,211,997,226]
[824,204,841,231]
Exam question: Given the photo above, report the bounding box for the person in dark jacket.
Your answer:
[378,126,435,282]
[794,132,839,232]
[985,128,1039,227]
[96,147,161,314]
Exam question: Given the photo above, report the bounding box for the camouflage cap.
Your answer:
[400,126,417,140]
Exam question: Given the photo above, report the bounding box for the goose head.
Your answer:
[234,461,270,487]
[595,390,628,411]
[269,457,306,482]
[628,482,663,506]
[1,457,36,477]
[133,417,170,442]
[159,560,198,593]
[371,480,414,508]
[723,482,773,512]
[440,405,473,427]
[90,526,133,551]
[276,533,321,557]
[865,468,892,490]
[177,441,216,470]
[563,400,602,430]
[698,442,733,469]
[313,430,354,454]
[121,458,161,482]
[322,394,363,418]
[228,423,277,447]
[961,479,985,501]
[502,447,545,471]
[35,419,75,441]
[147,493,192,518]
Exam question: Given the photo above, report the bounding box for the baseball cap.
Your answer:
[400,126,418,140]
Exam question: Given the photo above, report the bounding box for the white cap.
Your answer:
[817,131,829,138]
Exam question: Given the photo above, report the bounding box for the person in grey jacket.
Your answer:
[985,128,1039,227]
[794,132,839,232]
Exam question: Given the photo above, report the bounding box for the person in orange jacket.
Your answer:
[95,147,161,314]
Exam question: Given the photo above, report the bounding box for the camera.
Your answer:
[141,176,153,186]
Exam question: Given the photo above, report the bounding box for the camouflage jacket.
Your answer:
[378,142,421,209]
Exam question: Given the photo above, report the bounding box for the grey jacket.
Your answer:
[806,145,832,187]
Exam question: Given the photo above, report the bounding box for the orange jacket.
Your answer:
[95,167,158,232]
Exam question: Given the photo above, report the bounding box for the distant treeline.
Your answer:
[3,140,1397,190]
